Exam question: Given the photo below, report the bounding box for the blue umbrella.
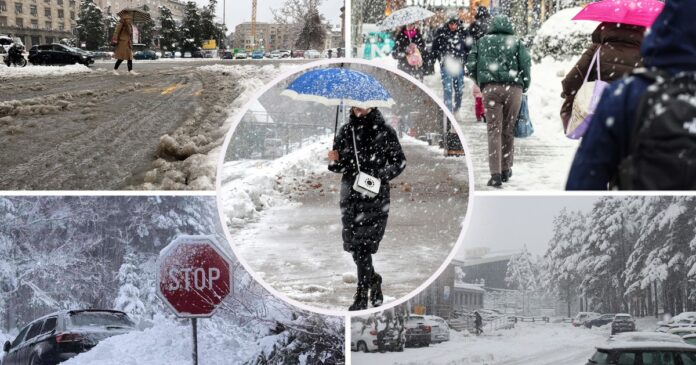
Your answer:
[281,68,395,109]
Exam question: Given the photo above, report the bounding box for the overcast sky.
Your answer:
[192,0,343,30]
[456,195,598,259]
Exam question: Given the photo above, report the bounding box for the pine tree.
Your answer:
[113,249,146,317]
[75,0,105,50]
[506,244,539,315]
[295,8,326,50]
[180,1,202,53]
[158,6,179,52]
[137,5,156,47]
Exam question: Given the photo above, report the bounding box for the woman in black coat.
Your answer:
[328,107,407,311]
[391,25,427,80]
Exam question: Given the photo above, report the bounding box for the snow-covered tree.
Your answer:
[158,6,179,52]
[75,0,105,50]
[113,249,146,317]
[506,245,539,315]
[272,0,325,49]
[294,8,326,50]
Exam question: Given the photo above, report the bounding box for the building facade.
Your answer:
[234,22,294,51]
[0,0,79,48]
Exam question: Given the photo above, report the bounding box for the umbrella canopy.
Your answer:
[572,0,664,27]
[377,6,434,31]
[281,68,395,109]
[117,8,152,23]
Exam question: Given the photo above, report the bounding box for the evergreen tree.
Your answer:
[506,245,539,315]
[75,0,105,50]
[138,5,156,47]
[295,8,326,50]
[114,249,146,317]
[158,6,179,52]
[180,1,202,52]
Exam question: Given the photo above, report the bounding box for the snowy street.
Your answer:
[224,136,469,311]
[0,61,298,190]
[352,320,659,365]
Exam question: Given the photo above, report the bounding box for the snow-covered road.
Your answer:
[223,136,469,311]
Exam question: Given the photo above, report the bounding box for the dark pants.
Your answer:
[352,244,374,289]
[482,84,523,175]
[114,59,133,71]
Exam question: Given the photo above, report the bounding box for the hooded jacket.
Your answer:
[392,27,427,77]
[560,23,645,130]
[432,20,472,65]
[328,108,407,251]
[566,0,696,190]
[466,16,532,92]
[468,7,492,41]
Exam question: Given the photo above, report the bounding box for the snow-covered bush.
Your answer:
[532,7,596,62]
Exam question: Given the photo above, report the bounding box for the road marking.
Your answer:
[161,84,182,95]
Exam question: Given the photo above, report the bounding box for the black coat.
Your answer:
[392,27,427,78]
[432,24,472,66]
[328,109,407,253]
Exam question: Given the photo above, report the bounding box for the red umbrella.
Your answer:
[572,0,665,27]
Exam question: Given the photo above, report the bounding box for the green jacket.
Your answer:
[466,16,532,92]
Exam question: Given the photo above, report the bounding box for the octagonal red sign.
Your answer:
[156,235,233,318]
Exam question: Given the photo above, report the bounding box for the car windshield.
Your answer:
[589,350,610,364]
[616,315,632,321]
[685,337,696,345]
[69,311,134,329]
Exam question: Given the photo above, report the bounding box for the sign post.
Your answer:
[156,235,233,365]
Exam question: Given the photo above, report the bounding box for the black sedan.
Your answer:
[28,44,94,66]
[585,314,616,328]
[2,309,134,365]
[133,50,158,60]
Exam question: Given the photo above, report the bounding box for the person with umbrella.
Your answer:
[111,10,135,75]
[392,23,427,80]
[328,106,406,311]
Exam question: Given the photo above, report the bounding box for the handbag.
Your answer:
[406,43,423,68]
[351,126,381,198]
[566,48,609,139]
[514,94,534,138]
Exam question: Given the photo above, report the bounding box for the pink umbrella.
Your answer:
[572,0,665,27]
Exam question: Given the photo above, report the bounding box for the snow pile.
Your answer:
[0,64,93,80]
[221,137,332,228]
[62,318,256,365]
[532,7,596,62]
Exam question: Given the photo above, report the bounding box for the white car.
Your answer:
[668,326,696,338]
[351,321,379,352]
[303,49,321,59]
[424,315,451,343]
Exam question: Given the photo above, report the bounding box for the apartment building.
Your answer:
[0,0,79,48]
[234,22,294,51]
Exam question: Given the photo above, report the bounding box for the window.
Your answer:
[44,7,50,17]
[10,325,30,348]
[58,22,63,30]
[31,35,40,45]
[45,21,51,30]
[24,321,44,341]
[642,351,676,365]
[69,0,75,6]
[31,19,37,28]
[15,18,23,27]
[40,317,57,334]
[679,353,696,365]
[0,16,6,26]
[617,352,637,365]
[57,9,63,18]
[15,3,22,13]
[70,10,74,19]
[0,1,6,12]
[44,0,50,3]
[57,0,63,4]
[30,5,37,15]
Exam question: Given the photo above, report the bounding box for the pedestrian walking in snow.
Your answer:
[392,24,427,80]
[432,17,472,113]
[474,311,483,335]
[560,22,645,131]
[328,107,406,311]
[466,15,531,188]
[567,0,696,190]
[468,6,491,42]
[111,11,137,76]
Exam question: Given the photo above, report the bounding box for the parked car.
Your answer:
[234,51,248,59]
[162,51,174,58]
[28,44,94,66]
[586,340,696,365]
[221,51,234,59]
[423,315,451,343]
[0,35,12,54]
[684,334,696,346]
[2,309,135,365]
[291,50,305,58]
[611,313,636,335]
[404,315,431,347]
[609,331,685,344]
[585,314,616,328]
[251,50,264,59]
[133,50,158,60]
[303,49,321,59]
[351,321,379,352]
[573,312,600,327]
[668,327,696,338]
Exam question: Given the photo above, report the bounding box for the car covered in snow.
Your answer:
[573,312,600,327]
[684,334,696,346]
[234,51,248,59]
[404,315,432,347]
[351,318,404,353]
[28,44,94,66]
[423,315,451,343]
[668,327,696,338]
[303,49,321,59]
[0,36,13,54]
[2,309,135,365]
[586,337,696,365]
[611,314,636,335]
[585,314,616,329]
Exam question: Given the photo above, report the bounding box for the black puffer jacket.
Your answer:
[328,108,406,253]
[392,27,427,78]
[432,22,472,65]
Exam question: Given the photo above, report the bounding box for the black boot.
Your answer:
[502,169,512,183]
[487,174,502,188]
[349,288,368,311]
[370,273,383,307]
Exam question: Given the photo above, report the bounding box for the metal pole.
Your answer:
[192,318,198,365]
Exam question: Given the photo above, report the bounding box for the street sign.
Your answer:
[157,235,233,318]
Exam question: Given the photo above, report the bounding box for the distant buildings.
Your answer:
[233,21,343,51]
[0,0,79,48]
[95,0,186,21]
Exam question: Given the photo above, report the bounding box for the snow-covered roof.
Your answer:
[462,254,515,267]
[453,282,485,292]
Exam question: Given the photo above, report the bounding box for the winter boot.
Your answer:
[502,169,512,183]
[348,288,368,311]
[370,273,383,307]
[487,174,502,188]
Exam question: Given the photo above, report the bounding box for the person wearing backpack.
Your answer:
[566,0,696,190]
[466,15,531,188]
[392,24,427,80]
[328,107,407,311]
[560,22,645,132]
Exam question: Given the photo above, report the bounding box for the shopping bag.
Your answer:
[514,94,534,138]
[567,48,609,139]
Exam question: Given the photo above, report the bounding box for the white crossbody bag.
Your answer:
[351,126,381,198]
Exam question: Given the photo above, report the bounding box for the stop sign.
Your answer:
[157,235,233,318]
